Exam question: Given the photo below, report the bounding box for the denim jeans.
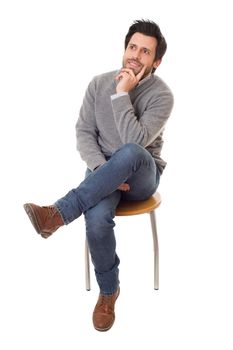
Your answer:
[55,143,160,295]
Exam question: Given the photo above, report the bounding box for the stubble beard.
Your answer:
[123,59,152,80]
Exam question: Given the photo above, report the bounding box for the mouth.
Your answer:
[127,60,142,69]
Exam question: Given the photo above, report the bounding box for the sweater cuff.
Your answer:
[111,92,128,100]
[87,158,107,172]
[111,93,132,112]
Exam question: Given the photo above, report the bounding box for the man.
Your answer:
[24,19,174,331]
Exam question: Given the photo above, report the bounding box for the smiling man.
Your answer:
[24,20,174,331]
[120,31,162,81]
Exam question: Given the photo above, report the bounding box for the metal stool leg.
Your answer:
[150,210,159,290]
[85,238,91,291]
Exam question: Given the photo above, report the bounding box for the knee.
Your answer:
[85,206,115,240]
[115,143,151,170]
[122,142,144,153]
[118,143,146,160]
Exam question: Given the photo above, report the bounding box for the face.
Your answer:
[122,32,161,79]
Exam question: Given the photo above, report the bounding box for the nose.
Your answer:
[132,49,141,60]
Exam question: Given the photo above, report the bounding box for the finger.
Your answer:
[117,184,124,190]
[115,71,126,80]
[119,187,130,192]
[120,68,135,78]
[122,184,130,191]
[136,65,147,82]
[116,72,131,82]
[118,183,130,191]
[118,184,126,190]
[115,73,123,81]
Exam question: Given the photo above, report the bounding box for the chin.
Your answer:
[131,67,140,75]
[128,65,141,75]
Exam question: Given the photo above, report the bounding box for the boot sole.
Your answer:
[94,320,115,332]
[23,203,42,235]
[23,204,53,239]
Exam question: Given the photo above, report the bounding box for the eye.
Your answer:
[129,44,136,50]
[143,48,150,55]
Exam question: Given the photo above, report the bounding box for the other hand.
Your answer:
[117,183,130,191]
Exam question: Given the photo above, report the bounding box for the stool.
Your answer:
[85,192,161,290]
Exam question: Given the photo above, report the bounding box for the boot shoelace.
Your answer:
[42,205,57,217]
[98,295,114,312]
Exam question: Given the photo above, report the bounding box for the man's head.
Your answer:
[123,19,167,78]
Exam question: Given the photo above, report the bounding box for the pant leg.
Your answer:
[55,143,160,224]
[84,190,121,295]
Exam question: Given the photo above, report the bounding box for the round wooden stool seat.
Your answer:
[116,192,162,216]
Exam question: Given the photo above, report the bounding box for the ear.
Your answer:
[153,58,162,69]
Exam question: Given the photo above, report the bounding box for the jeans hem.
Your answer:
[100,286,120,296]
[54,204,69,225]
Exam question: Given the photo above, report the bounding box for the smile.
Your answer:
[128,60,141,68]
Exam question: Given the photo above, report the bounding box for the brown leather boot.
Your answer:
[93,288,120,331]
[23,203,64,238]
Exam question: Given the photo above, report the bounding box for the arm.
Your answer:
[111,88,174,147]
[76,79,107,171]
[112,67,173,146]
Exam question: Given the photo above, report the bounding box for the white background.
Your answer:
[1,0,233,348]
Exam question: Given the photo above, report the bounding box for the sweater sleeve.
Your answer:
[76,79,107,171]
[110,88,174,147]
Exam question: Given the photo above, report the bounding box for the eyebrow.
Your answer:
[128,42,152,53]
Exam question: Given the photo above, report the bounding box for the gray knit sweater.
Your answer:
[76,70,174,173]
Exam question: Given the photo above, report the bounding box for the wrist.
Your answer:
[116,87,127,93]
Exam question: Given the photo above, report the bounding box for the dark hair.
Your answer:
[125,19,167,72]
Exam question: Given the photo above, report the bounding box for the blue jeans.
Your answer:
[55,143,160,295]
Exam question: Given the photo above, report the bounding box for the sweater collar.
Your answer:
[137,73,152,87]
